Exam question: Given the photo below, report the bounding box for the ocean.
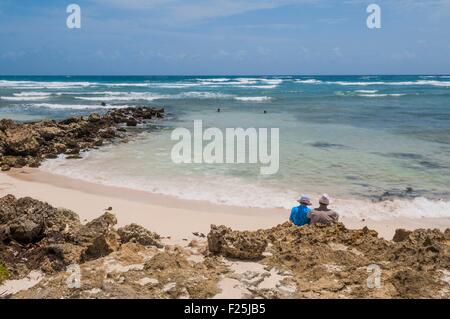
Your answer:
[1,75,450,220]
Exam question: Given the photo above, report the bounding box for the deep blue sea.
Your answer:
[1,75,450,219]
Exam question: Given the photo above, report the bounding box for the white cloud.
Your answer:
[95,0,321,21]
[332,46,343,57]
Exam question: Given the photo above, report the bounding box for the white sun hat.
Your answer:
[319,193,331,205]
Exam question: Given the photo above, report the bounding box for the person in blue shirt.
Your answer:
[289,195,312,226]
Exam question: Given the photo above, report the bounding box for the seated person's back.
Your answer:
[308,194,339,225]
[290,195,312,226]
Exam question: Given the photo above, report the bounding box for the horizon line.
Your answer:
[1,74,450,77]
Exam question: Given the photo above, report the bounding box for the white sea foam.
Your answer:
[295,79,323,84]
[13,92,52,97]
[354,90,378,94]
[74,91,233,101]
[176,91,232,99]
[76,92,163,101]
[103,83,151,87]
[241,85,278,89]
[335,197,450,220]
[357,93,406,97]
[1,96,49,101]
[0,80,92,89]
[329,80,450,87]
[40,155,450,220]
[261,79,283,85]
[293,79,450,87]
[195,78,231,83]
[234,96,272,102]
[29,103,129,110]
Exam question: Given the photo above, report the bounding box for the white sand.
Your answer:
[1,168,449,242]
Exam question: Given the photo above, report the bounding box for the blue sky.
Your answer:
[0,0,449,75]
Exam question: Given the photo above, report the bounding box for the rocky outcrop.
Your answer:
[0,195,163,280]
[1,196,449,299]
[118,223,163,248]
[0,107,164,170]
[206,222,450,298]
[207,225,268,260]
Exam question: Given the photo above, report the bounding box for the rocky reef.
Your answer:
[1,195,449,299]
[207,222,450,298]
[0,107,164,171]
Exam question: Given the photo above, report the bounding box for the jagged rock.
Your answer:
[28,158,41,168]
[126,118,138,127]
[391,269,442,298]
[53,143,67,153]
[82,231,121,261]
[0,195,81,244]
[0,119,15,131]
[2,196,449,299]
[118,223,163,248]
[36,126,63,141]
[88,113,101,122]
[74,212,117,245]
[46,243,85,265]
[7,217,44,244]
[207,225,268,260]
[85,212,117,234]
[4,128,40,155]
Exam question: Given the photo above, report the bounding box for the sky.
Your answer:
[0,0,449,75]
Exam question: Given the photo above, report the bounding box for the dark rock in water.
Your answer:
[64,148,80,155]
[309,142,350,150]
[373,187,423,202]
[1,164,10,171]
[66,155,82,160]
[126,118,138,127]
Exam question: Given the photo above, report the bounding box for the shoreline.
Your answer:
[1,167,449,241]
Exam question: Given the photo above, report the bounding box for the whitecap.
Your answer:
[1,96,49,101]
[234,96,272,102]
[29,103,129,110]
[295,79,323,84]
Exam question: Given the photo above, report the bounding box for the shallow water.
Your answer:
[1,75,450,219]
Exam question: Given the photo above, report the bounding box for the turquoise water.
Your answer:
[1,75,450,219]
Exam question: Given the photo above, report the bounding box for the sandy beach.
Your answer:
[1,167,448,242]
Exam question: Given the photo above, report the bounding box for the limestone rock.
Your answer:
[207,225,267,260]
[118,223,163,248]
[82,231,121,261]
